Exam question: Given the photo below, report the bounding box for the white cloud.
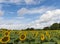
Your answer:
[0,10,4,16]
[0,0,8,3]
[24,0,43,5]
[9,0,20,3]
[0,4,4,16]
[17,6,56,16]
[9,0,24,5]
[0,24,26,30]
[17,7,48,16]
[17,8,28,16]
[0,0,23,5]
[27,9,60,29]
[39,9,60,22]
[0,9,59,29]
[0,18,26,30]
[0,0,5,3]
[25,0,34,4]
[0,0,44,5]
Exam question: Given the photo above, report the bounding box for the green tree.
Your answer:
[43,27,50,30]
[50,23,59,30]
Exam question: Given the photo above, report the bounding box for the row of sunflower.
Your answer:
[0,30,51,43]
[19,31,51,42]
[0,30,11,43]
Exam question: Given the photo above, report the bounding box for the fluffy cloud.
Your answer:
[0,18,26,29]
[24,0,41,5]
[25,0,34,4]
[0,0,9,3]
[0,24,26,30]
[0,0,23,5]
[0,0,43,5]
[0,9,59,29]
[0,3,4,16]
[0,0,5,3]
[9,0,24,5]
[17,7,48,16]
[40,9,60,22]
[17,6,55,16]
[27,9,60,29]
[0,10,4,16]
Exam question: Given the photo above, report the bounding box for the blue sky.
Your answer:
[0,0,60,29]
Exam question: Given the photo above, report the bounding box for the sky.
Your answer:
[0,0,60,30]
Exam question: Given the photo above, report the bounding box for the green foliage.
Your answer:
[43,23,60,30]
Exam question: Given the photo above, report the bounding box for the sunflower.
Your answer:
[31,31,38,38]
[19,31,27,34]
[0,35,10,43]
[45,31,50,39]
[19,33,26,41]
[23,31,27,34]
[41,34,45,41]
[45,31,49,36]
[4,31,11,36]
[35,31,38,38]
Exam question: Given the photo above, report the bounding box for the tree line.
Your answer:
[25,23,60,30]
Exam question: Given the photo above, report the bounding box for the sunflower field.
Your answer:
[0,30,60,44]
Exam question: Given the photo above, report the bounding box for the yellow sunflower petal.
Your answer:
[0,35,10,43]
[19,33,26,41]
[41,34,45,41]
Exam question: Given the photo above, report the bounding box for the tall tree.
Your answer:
[50,23,59,30]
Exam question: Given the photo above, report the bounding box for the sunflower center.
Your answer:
[42,36,43,38]
[2,37,9,42]
[21,35,25,39]
[5,32,8,35]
